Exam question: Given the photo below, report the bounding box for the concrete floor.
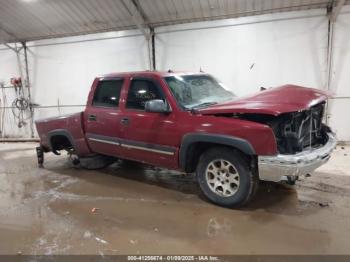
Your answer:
[0,142,350,255]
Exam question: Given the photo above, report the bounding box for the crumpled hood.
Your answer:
[197,85,330,116]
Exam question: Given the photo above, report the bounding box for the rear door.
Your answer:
[84,77,125,157]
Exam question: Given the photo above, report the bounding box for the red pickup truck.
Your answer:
[35,71,336,207]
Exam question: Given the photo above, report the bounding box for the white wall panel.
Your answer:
[29,30,149,108]
[1,9,350,141]
[0,46,32,138]
[0,30,149,138]
[156,10,328,96]
[331,5,350,97]
[155,9,350,141]
[328,5,350,141]
[0,46,18,84]
[328,99,350,142]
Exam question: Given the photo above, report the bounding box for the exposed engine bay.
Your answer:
[231,102,330,154]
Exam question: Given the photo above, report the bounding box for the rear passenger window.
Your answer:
[92,80,123,107]
[126,80,164,110]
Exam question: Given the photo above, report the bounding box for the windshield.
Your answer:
[164,74,235,109]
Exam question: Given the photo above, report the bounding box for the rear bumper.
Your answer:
[258,133,337,182]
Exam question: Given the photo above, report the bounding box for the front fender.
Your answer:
[179,133,256,170]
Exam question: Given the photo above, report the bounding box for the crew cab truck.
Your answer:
[35,71,337,207]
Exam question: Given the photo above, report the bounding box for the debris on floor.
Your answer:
[319,202,330,208]
[95,237,108,245]
[91,207,99,213]
[83,231,92,239]
[1,142,350,255]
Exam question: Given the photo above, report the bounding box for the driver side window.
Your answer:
[126,79,164,110]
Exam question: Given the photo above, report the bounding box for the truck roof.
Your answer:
[99,70,206,79]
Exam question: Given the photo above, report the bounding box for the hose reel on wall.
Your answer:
[12,97,31,128]
[10,77,31,128]
[0,42,35,138]
[0,77,34,137]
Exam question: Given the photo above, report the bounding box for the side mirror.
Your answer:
[145,99,172,113]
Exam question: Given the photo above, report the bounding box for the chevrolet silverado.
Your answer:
[35,71,336,207]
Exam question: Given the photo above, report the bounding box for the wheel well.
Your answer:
[50,135,73,152]
[183,142,256,173]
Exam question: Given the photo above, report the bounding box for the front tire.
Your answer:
[196,147,258,207]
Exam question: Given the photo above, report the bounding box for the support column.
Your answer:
[325,0,345,124]
[22,42,34,138]
[151,28,156,70]
[325,8,334,124]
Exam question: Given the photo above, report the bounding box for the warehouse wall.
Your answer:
[0,30,149,138]
[328,5,350,141]
[0,46,32,137]
[1,8,350,140]
[155,9,328,96]
[28,29,149,123]
[155,8,350,141]
[0,47,18,81]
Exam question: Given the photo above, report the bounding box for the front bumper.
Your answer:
[258,133,337,182]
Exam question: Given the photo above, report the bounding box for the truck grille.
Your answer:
[294,103,324,149]
[272,102,328,154]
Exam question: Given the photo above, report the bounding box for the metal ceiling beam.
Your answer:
[120,0,150,40]
[3,43,16,52]
[0,26,18,45]
[131,0,149,26]
[130,0,156,70]
[120,0,155,70]
[331,0,346,21]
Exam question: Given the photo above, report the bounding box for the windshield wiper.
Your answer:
[189,102,217,114]
[192,102,218,109]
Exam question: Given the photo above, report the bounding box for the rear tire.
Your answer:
[196,147,258,207]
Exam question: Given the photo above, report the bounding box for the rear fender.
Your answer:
[47,129,75,155]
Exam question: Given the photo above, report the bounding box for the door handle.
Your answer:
[88,114,97,121]
[120,117,130,125]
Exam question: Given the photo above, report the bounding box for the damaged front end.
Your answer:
[267,102,329,155]
[197,84,336,183]
[232,102,336,183]
[257,102,336,182]
[258,132,336,183]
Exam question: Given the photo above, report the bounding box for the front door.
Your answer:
[84,78,125,157]
[119,77,178,168]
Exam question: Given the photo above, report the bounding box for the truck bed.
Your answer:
[35,112,91,156]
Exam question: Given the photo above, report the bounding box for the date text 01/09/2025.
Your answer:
[127,255,220,261]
